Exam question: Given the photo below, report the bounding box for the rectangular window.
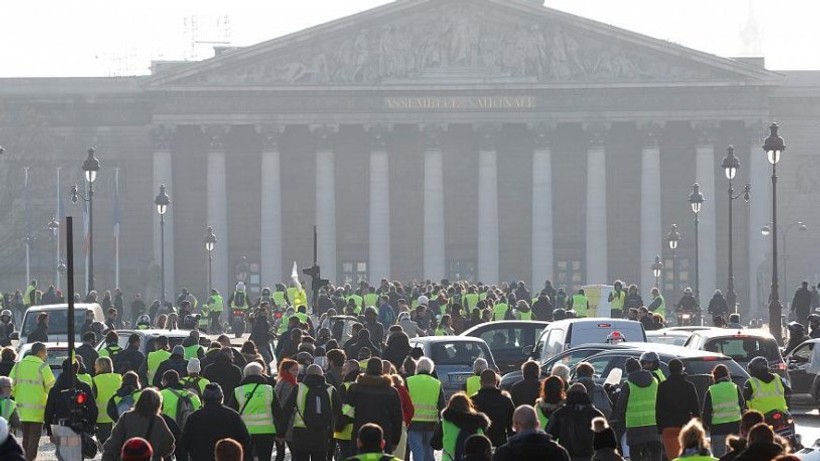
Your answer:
[556,259,583,291]
[341,261,368,285]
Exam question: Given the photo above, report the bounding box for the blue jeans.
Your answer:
[408,429,435,461]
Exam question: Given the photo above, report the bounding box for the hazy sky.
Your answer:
[1,0,817,77]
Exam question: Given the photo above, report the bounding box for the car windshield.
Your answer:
[681,358,748,378]
[478,326,539,351]
[431,341,489,365]
[21,309,89,341]
[703,337,781,363]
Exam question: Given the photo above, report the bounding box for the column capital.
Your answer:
[693,121,720,146]
[475,123,501,151]
[422,123,447,150]
[256,124,285,151]
[528,122,556,148]
[203,125,230,152]
[637,121,664,148]
[151,125,175,151]
[365,124,391,151]
[584,121,610,146]
[311,124,339,150]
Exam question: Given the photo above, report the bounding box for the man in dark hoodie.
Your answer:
[114,333,145,375]
[546,383,605,461]
[280,364,341,461]
[341,358,403,454]
[178,383,252,461]
[612,357,662,461]
[44,359,99,438]
[492,405,570,461]
[510,361,541,407]
[733,423,784,461]
[152,345,189,388]
[202,347,243,400]
[347,328,382,360]
[573,362,612,419]
[471,369,515,447]
[655,358,701,460]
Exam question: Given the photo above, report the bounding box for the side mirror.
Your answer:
[9,332,18,341]
[522,345,534,357]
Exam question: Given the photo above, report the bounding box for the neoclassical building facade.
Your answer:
[1,0,819,317]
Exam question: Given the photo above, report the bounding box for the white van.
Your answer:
[14,303,104,347]
[527,318,647,363]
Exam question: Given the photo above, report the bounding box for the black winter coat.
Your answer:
[152,355,189,388]
[342,373,403,448]
[733,441,785,461]
[471,387,515,447]
[27,324,48,343]
[546,391,604,461]
[178,402,251,461]
[114,345,145,375]
[655,373,700,430]
[510,377,541,407]
[202,356,243,399]
[44,375,98,435]
[0,433,25,461]
[492,430,571,461]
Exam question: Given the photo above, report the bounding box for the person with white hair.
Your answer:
[551,363,571,387]
[491,405,570,461]
[466,358,489,396]
[179,358,210,397]
[230,361,279,461]
[406,357,446,461]
[0,377,19,431]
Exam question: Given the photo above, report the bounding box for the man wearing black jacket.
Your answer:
[152,345,189,388]
[341,358,403,453]
[114,333,145,375]
[471,369,515,447]
[492,405,570,461]
[178,383,252,461]
[44,359,98,439]
[655,359,700,460]
[546,383,605,461]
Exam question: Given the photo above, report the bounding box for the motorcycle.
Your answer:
[676,309,698,327]
[765,409,802,451]
[230,309,249,338]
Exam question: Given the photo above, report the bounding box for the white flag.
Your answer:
[291,262,302,290]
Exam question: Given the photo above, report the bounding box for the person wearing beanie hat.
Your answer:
[180,358,210,397]
[702,364,744,458]
[591,417,624,461]
[151,345,190,388]
[179,382,251,461]
[120,437,153,461]
[612,355,662,461]
[545,383,605,461]
[657,358,701,460]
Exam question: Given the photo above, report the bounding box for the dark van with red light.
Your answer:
[683,329,789,387]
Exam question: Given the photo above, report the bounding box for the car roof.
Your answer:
[115,329,199,338]
[25,303,100,311]
[646,330,693,337]
[410,336,490,345]
[545,318,643,327]
[689,329,777,340]
[587,343,732,359]
[662,326,724,332]
[461,321,549,335]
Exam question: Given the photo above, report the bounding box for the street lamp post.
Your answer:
[762,221,807,303]
[204,226,216,294]
[689,183,705,307]
[47,217,59,286]
[764,122,786,343]
[720,145,750,315]
[652,254,664,289]
[666,224,680,301]
[72,148,100,293]
[154,185,170,304]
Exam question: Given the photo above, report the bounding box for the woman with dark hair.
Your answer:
[273,359,299,461]
[431,392,490,461]
[28,313,49,343]
[107,371,142,422]
[535,375,565,430]
[240,341,264,369]
[0,347,16,377]
[102,388,175,461]
[382,331,411,369]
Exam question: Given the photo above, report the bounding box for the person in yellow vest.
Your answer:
[515,300,534,320]
[347,423,402,461]
[431,392,490,461]
[492,299,509,322]
[228,282,250,332]
[608,280,627,318]
[205,289,224,334]
[363,287,379,309]
[463,287,480,313]
[670,418,719,461]
[230,362,280,461]
[434,315,453,336]
[159,369,202,426]
[648,287,666,322]
[640,351,666,383]
[106,371,142,422]
[702,364,745,458]
[0,377,20,431]
[182,330,205,360]
[272,283,289,310]
[743,356,790,416]
[75,357,94,389]
[23,280,37,309]
[334,360,361,459]
[612,357,663,461]
[280,364,341,461]
[98,330,123,363]
[568,289,589,317]
[465,358,488,396]
[180,359,210,397]
[93,356,123,444]
[406,357,445,461]
[10,341,56,460]
[140,335,171,385]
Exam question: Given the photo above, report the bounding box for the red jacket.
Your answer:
[395,383,415,425]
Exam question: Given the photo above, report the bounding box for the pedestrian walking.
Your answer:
[231,362,280,461]
[613,358,663,461]
[546,382,605,461]
[102,388,175,461]
[10,342,55,460]
[510,361,541,407]
[341,358,403,454]
[470,369,514,447]
[656,359,701,460]
[279,364,341,461]
[491,405,570,461]
[431,392,490,461]
[702,364,744,457]
[673,419,717,461]
[179,383,252,461]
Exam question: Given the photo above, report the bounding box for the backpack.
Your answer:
[116,394,136,418]
[171,390,196,431]
[234,291,246,307]
[182,377,203,398]
[298,384,333,430]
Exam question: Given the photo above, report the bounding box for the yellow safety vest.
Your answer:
[653,295,666,319]
[0,398,17,421]
[464,294,479,311]
[708,381,742,425]
[23,285,35,307]
[147,350,171,383]
[160,388,202,423]
[272,291,287,308]
[572,294,588,316]
[230,290,249,310]
[363,293,379,307]
[208,295,224,313]
[466,376,481,396]
[334,382,354,441]
[93,372,123,423]
[610,291,625,310]
[180,375,210,395]
[10,355,56,422]
[234,382,276,435]
[518,311,533,321]
[625,380,658,428]
[346,295,363,310]
[77,373,93,389]
[748,377,788,414]
[493,303,509,321]
[406,374,442,423]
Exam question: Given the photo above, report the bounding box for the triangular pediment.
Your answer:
[147,0,780,88]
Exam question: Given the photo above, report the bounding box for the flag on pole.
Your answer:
[291,261,302,290]
[113,168,121,289]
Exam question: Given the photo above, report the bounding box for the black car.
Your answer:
[461,321,550,375]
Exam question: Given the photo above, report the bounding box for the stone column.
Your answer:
[531,124,554,288]
[205,125,229,299]
[640,122,663,297]
[586,124,608,284]
[259,125,284,287]
[695,122,718,303]
[152,126,175,301]
[747,122,768,317]
[423,124,446,281]
[368,125,391,282]
[314,125,338,283]
[477,124,500,284]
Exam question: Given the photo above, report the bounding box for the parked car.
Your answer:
[96,329,208,355]
[499,342,640,391]
[461,320,549,374]
[13,303,105,348]
[525,318,646,363]
[683,329,788,387]
[783,338,820,408]
[663,326,724,333]
[409,336,497,398]
[646,329,694,347]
